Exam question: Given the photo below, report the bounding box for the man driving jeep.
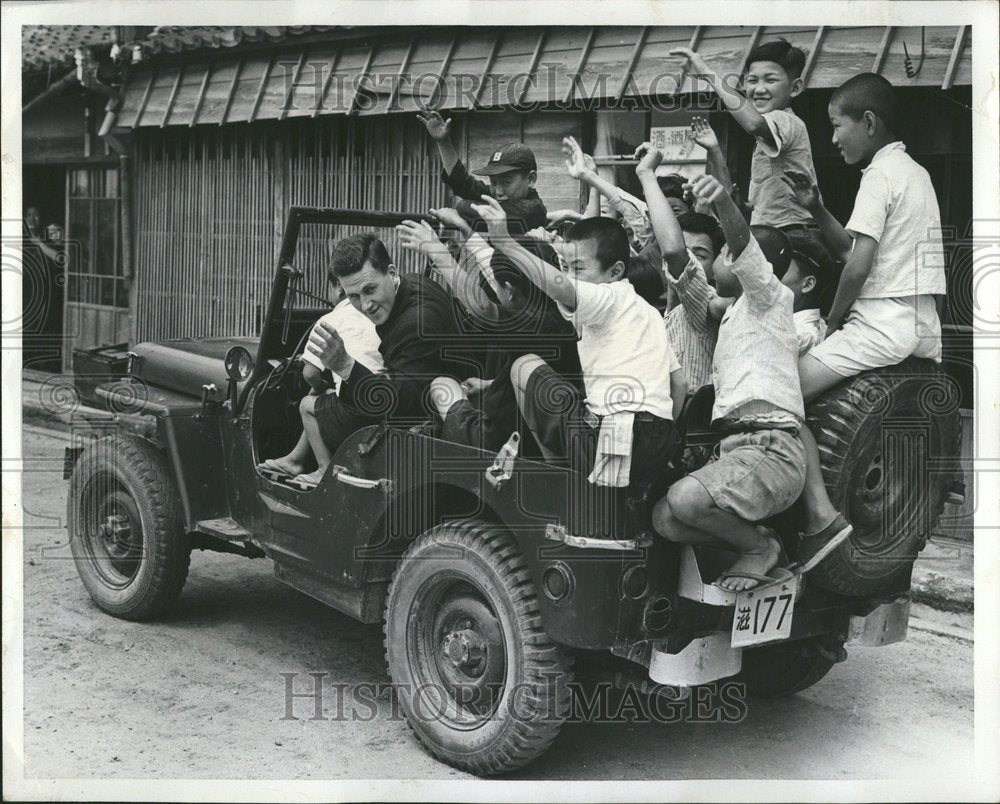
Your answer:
[298,232,460,485]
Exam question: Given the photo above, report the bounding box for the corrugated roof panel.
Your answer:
[110,25,974,129]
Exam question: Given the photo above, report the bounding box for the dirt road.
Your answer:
[15,425,975,781]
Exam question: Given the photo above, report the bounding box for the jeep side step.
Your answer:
[195,518,253,541]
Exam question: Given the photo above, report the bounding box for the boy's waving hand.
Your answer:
[470,195,511,242]
[416,111,452,141]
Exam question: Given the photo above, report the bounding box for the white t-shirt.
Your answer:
[846,142,948,299]
[303,299,384,392]
[558,279,680,419]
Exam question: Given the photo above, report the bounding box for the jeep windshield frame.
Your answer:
[238,206,434,414]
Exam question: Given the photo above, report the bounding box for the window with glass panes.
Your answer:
[66,167,125,308]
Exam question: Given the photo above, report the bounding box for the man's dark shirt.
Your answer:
[477,295,583,447]
[338,273,460,419]
[441,159,548,236]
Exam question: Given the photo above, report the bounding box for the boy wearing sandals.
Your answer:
[651,174,810,592]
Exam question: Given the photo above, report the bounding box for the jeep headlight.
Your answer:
[224,346,254,381]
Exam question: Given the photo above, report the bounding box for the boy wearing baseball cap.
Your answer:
[418,111,547,234]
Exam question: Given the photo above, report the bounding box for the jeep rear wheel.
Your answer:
[803,358,962,597]
[384,519,573,776]
[738,636,845,697]
[68,435,190,620]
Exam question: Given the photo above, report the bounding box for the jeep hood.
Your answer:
[132,337,260,400]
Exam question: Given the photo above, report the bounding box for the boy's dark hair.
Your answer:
[564,217,630,271]
[749,225,793,281]
[786,231,839,313]
[479,237,558,309]
[746,38,807,80]
[657,174,686,201]
[626,254,666,312]
[830,73,902,138]
[677,211,725,258]
[331,232,392,280]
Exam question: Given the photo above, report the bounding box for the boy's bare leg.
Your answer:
[429,377,466,420]
[257,390,321,475]
[654,477,781,592]
[798,354,854,535]
[295,393,334,486]
[511,354,562,463]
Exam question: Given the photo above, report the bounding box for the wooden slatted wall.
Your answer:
[131,115,449,342]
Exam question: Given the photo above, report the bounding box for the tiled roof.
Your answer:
[139,26,340,56]
[22,25,115,72]
[21,25,344,73]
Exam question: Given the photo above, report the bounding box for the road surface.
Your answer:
[14,425,975,781]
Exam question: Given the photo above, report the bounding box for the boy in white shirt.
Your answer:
[789,73,947,553]
[652,174,823,592]
[471,196,686,488]
[257,282,383,484]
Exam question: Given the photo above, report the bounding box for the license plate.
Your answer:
[731,573,799,647]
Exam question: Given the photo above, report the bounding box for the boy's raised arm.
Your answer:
[782,170,854,262]
[472,196,578,310]
[417,111,460,176]
[396,218,501,322]
[669,47,775,150]
[634,141,689,278]
[690,116,735,196]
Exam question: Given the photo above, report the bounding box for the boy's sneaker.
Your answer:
[796,513,853,573]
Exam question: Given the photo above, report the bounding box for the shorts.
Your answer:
[314,392,381,453]
[521,362,680,483]
[688,429,806,522]
[806,295,941,378]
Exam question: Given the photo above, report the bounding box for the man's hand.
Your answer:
[668,46,711,77]
[470,195,510,242]
[687,174,727,205]
[396,219,449,257]
[526,226,558,243]
[429,207,471,234]
[415,111,452,141]
[781,169,823,212]
[634,141,664,178]
[307,321,354,376]
[562,135,596,180]
[690,116,719,151]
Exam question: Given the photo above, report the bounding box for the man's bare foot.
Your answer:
[291,467,327,488]
[258,456,307,476]
[716,533,782,592]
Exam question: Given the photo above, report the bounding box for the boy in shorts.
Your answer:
[651,174,814,592]
[788,73,947,548]
[418,111,547,234]
[472,196,686,488]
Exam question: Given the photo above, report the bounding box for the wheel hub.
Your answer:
[442,627,487,671]
[100,513,132,550]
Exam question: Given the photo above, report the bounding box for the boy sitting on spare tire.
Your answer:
[784,73,948,562]
[648,173,817,592]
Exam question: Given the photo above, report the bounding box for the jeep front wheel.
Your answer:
[67,435,190,620]
[384,519,573,776]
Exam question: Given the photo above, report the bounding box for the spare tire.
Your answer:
[803,357,961,597]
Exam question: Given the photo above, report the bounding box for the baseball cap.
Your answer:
[473,142,537,176]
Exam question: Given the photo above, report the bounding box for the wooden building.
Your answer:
[22,23,975,538]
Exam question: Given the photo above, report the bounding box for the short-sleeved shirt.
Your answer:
[304,299,384,392]
[749,108,817,228]
[845,142,948,299]
[711,236,804,427]
[557,279,680,420]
